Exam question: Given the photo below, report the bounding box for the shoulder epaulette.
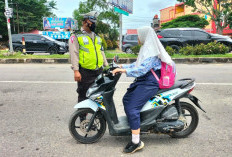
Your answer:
[71,30,84,37]
[76,34,86,37]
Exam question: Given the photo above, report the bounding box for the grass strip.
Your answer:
[0,51,137,59]
[0,51,232,59]
[172,54,232,58]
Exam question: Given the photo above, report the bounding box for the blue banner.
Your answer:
[41,31,71,39]
[43,17,75,30]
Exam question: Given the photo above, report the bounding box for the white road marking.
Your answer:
[0,81,75,84]
[119,82,232,86]
[197,83,232,86]
[0,81,232,86]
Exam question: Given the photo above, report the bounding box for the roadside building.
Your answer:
[160,1,232,36]
[127,29,137,35]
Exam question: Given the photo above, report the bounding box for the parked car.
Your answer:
[122,28,232,53]
[122,34,138,53]
[157,28,232,52]
[12,34,68,54]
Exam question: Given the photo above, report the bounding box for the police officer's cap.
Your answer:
[80,11,99,23]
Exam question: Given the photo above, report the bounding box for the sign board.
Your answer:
[114,7,129,16]
[108,0,133,14]
[72,20,79,30]
[43,17,77,30]
[4,8,13,18]
[40,31,71,39]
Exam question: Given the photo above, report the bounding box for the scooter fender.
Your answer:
[74,99,99,112]
[187,94,206,113]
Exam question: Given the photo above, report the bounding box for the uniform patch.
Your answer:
[82,37,89,45]
[97,37,102,45]
[70,36,75,43]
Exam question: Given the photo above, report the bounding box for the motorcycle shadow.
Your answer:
[68,133,185,147]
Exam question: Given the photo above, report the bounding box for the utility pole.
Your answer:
[119,14,122,51]
[9,3,19,34]
[16,3,19,34]
[114,8,129,51]
[5,0,14,54]
[109,0,132,51]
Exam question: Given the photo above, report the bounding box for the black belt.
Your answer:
[79,65,103,72]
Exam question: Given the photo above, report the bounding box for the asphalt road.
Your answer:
[0,64,232,157]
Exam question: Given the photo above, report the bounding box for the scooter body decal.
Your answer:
[141,87,190,112]
[96,96,106,110]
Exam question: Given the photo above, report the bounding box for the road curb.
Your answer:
[0,58,232,64]
[0,58,70,64]
[172,58,232,63]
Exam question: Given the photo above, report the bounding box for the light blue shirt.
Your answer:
[122,56,161,78]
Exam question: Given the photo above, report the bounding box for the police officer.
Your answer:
[69,11,108,103]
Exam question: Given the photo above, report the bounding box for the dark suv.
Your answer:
[12,34,68,54]
[158,28,232,52]
[122,34,138,53]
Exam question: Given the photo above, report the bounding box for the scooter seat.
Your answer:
[157,78,195,94]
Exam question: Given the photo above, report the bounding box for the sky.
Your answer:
[53,0,178,34]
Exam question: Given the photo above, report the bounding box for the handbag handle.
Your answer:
[151,69,159,81]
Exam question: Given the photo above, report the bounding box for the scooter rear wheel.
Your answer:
[169,102,199,138]
[69,109,106,144]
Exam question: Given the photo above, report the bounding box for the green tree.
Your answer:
[106,39,113,50]
[73,0,119,28]
[109,28,119,41]
[177,0,232,34]
[0,0,56,39]
[161,15,209,29]
[95,21,111,35]
[0,2,8,40]
[73,0,119,43]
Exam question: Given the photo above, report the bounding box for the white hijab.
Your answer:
[135,26,172,67]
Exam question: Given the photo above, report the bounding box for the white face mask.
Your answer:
[136,26,172,67]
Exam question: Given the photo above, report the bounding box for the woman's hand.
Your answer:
[112,68,126,75]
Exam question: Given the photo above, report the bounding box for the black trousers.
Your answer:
[76,66,103,103]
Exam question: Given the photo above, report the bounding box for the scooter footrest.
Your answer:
[113,116,130,130]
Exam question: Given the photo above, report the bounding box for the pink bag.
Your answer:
[151,61,176,89]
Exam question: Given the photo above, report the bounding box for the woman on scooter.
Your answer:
[112,26,172,154]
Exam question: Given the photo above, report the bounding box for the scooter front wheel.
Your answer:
[69,109,106,144]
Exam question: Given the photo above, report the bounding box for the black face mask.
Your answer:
[88,23,96,32]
